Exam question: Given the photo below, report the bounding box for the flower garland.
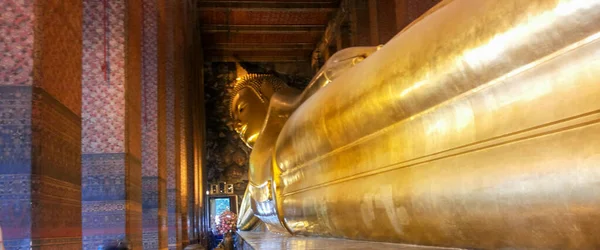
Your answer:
[216,210,237,235]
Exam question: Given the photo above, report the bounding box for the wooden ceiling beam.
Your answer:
[205,49,309,56]
[201,24,326,34]
[205,55,310,62]
[197,1,339,11]
[202,32,321,44]
[205,43,316,51]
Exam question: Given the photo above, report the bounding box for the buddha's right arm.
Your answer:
[237,187,259,231]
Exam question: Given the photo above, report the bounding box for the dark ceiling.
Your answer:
[197,0,340,62]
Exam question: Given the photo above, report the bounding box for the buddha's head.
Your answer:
[230,74,288,148]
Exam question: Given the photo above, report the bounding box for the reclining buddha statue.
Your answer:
[230,0,600,249]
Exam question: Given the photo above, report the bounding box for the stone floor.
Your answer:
[236,231,461,250]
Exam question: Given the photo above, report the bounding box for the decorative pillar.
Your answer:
[375,0,398,43]
[158,0,182,248]
[81,0,142,249]
[192,46,208,244]
[394,0,441,32]
[174,1,189,246]
[184,68,197,244]
[166,11,179,250]
[336,25,352,51]
[311,0,350,70]
[368,0,380,45]
[141,0,168,249]
[0,0,83,249]
[349,0,372,46]
[187,5,205,242]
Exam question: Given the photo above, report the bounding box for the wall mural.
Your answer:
[204,62,311,196]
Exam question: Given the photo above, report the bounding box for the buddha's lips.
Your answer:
[239,124,248,139]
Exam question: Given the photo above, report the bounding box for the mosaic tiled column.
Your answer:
[174,1,189,246]
[141,0,168,249]
[180,84,193,246]
[0,0,83,249]
[189,14,206,243]
[160,0,182,248]
[166,24,182,250]
[157,0,181,249]
[81,1,142,249]
[177,53,190,248]
[181,5,203,242]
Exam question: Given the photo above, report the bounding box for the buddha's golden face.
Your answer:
[231,88,268,148]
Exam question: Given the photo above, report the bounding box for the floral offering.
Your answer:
[216,210,237,235]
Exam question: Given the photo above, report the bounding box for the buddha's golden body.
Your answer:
[230,0,600,248]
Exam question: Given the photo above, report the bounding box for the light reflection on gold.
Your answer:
[554,0,591,16]
[246,133,259,146]
[425,118,448,136]
[453,103,473,132]
[399,80,427,98]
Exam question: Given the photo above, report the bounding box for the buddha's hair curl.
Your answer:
[229,74,287,118]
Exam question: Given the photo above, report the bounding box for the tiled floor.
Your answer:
[237,231,461,250]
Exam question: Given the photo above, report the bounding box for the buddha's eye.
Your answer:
[238,103,247,113]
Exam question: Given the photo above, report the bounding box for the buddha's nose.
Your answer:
[234,121,245,134]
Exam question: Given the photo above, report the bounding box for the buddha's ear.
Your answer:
[230,93,240,119]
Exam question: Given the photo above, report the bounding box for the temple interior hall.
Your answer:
[2,0,600,249]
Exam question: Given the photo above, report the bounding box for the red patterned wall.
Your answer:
[141,0,168,248]
[0,0,83,249]
[1,1,200,249]
[0,0,34,87]
[81,0,142,249]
